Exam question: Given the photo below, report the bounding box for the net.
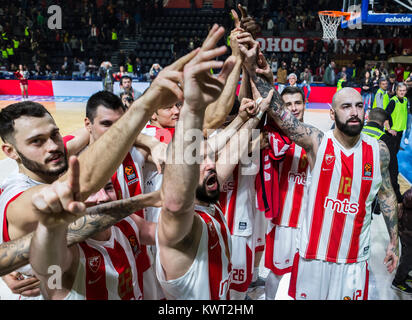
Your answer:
[318,11,351,40]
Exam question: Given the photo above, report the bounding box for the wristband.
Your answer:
[256,110,265,121]
[255,97,263,106]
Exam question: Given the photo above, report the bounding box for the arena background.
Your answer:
[0,0,411,300]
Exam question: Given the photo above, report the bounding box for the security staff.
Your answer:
[336,73,347,92]
[362,108,403,213]
[384,83,408,154]
[373,78,390,109]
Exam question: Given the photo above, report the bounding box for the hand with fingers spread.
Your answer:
[183,24,235,111]
[31,156,86,228]
[139,49,199,110]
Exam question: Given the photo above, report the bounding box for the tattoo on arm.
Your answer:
[377,140,399,250]
[252,74,324,152]
[0,194,155,275]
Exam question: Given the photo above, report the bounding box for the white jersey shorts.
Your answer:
[289,252,370,300]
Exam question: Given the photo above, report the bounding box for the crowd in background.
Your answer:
[0,0,410,86]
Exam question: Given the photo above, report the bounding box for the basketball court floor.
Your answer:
[0,95,411,300]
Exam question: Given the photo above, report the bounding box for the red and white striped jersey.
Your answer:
[141,124,175,223]
[219,162,258,237]
[156,203,232,300]
[67,216,144,300]
[298,131,382,263]
[274,143,309,228]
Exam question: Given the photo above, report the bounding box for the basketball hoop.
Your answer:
[318,11,351,40]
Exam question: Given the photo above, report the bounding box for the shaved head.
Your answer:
[331,88,362,110]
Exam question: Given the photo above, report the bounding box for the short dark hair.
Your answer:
[368,108,388,125]
[120,75,132,85]
[281,86,305,103]
[0,101,51,143]
[86,91,126,122]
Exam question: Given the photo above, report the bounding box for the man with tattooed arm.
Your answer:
[238,34,399,300]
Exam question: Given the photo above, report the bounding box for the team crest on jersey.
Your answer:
[124,165,138,185]
[88,256,101,273]
[325,154,335,166]
[343,296,351,300]
[128,235,140,257]
[299,153,308,170]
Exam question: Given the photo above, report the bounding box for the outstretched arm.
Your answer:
[377,140,399,273]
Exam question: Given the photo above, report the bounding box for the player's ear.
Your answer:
[329,107,335,122]
[84,117,92,134]
[2,143,19,161]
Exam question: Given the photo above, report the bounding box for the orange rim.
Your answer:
[318,10,351,21]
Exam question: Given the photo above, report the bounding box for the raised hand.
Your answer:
[183,24,235,111]
[238,98,259,121]
[31,156,86,228]
[256,51,274,84]
[238,4,261,38]
[237,31,259,75]
[139,48,199,110]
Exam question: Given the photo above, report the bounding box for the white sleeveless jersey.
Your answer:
[0,172,43,299]
[156,204,232,300]
[64,216,143,300]
[274,143,309,228]
[298,131,382,263]
[219,162,258,237]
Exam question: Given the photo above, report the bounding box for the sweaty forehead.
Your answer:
[332,88,362,107]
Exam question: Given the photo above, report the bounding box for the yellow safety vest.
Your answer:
[387,96,408,132]
[372,88,389,109]
[6,47,13,56]
[1,50,8,58]
[126,63,133,73]
[12,39,19,49]
[111,32,118,40]
[25,27,29,37]
[337,79,345,91]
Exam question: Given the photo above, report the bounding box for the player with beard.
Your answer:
[246,38,399,299]
[0,50,199,299]
[155,24,236,300]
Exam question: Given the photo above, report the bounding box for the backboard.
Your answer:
[341,0,412,28]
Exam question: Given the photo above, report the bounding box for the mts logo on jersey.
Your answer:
[324,197,359,215]
[288,171,307,185]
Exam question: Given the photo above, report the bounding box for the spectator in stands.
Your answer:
[89,24,99,44]
[62,31,71,54]
[60,56,72,77]
[149,63,162,81]
[44,64,55,79]
[323,60,336,86]
[86,58,98,78]
[395,63,405,83]
[300,67,312,103]
[113,65,128,81]
[120,92,134,109]
[361,70,373,112]
[99,60,114,92]
[270,56,278,75]
[69,35,80,58]
[119,75,141,99]
[315,62,325,82]
[135,57,144,81]
[388,73,398,98]
[72,57,86,79]
[277,61,288,93]
[371,68,382,99]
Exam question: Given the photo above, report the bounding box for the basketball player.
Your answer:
[264,86,309,300]
[245,45,399,300]
[155,24,236,300]
[29,164,158,300]
[0,49,198,299]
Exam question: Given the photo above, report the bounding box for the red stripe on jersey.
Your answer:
[111,171,123,201]
[288,148,308,227]
[264,226,292,276]
[226,166,239,234]
[123,153,143,218]
[363,261,369,300]
[325,152,353,262]
[105,240,136,300]
[79,242,108,300]
[305,139,335,259]
[197,212,224,300]
[288,252,300,300]
[274,144,295,225]
[115,219,144,296]
[2,191,23,242]
[347,141,373,262]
